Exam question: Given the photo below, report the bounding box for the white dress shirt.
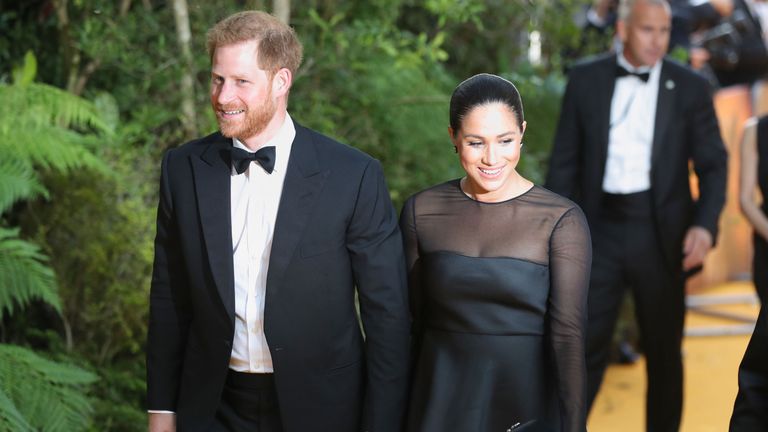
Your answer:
[229,114,295,373]
[602,53,662,194]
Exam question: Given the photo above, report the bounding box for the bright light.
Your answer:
[529,30,542,65]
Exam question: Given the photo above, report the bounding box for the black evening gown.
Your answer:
[729,117,768,431]
[400,181,591,432]
[754,116,768,304]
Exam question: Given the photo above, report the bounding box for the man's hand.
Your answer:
[682,226,713,271]
[148,412,176,432]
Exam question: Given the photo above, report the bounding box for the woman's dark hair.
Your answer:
[449,73,524,136]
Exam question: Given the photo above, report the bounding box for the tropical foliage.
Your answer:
[0,51,106,430]
[0,1,595,429]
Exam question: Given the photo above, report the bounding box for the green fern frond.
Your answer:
[0,83,112,135]
[0,81,109,177]
[0,227,60,319]
[0,127,104,174]
[0,388,34,432]
[0,156,47,214]
[0,344,97,432]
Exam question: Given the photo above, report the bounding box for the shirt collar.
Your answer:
[617,51,657,74]
[616,51,662,82]
[232,113,296,175]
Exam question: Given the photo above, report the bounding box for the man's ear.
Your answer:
[272,68,292,96]
[616,19,627,44]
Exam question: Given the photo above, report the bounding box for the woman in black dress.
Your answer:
[401,74,590,432]
[738,116,768,304]
[729,116,768,430]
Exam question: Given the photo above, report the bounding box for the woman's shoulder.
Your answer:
[524,185,587,219]
[526,185,580,208]
[403,179,461,206]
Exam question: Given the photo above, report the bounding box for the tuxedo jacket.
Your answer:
[730,306,768,430]
[146,123,411,431]
[546,54,727,271]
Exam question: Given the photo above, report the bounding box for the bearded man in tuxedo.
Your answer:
[146,11,410,432]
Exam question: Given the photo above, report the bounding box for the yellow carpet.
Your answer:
[588,281,760,431]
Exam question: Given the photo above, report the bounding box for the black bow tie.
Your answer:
[616,65,650,82]
[230,146,276,174]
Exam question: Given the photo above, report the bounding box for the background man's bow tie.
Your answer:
[616,65,650,82]
[231,146,276,174]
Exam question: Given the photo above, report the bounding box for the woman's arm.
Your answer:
[399,196,423,348]
[739,118,768,241]
[548,206,592,432]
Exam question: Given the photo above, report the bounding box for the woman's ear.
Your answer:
[448,126,459,153]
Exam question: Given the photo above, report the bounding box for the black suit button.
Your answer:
[224,340,231,348]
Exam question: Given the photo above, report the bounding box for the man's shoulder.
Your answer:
[662,58,710,87]
[568,53,614,76]
[295,122,375,166]
[170,131,227,156]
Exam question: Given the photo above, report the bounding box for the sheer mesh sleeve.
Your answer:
[399,196,423,344]
[548,206,591,432]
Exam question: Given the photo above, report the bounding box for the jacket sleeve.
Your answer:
[689,77,728,241]
[546,69,584,200]
[346,159,411,431]
[146,149,191,411]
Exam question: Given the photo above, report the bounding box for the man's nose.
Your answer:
[215,81,235,104]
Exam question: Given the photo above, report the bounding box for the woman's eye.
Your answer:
[501,139,514,145]
[468,141,483,147]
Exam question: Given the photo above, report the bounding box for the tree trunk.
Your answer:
[171,0,198,138]
[273,0,290,24]
[55,0,130,96]
[52,0,76,91]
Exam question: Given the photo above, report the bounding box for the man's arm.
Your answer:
[546,72,584,199]
[147,150,191,421]
[346,159,411,432]
[688,75,728,245]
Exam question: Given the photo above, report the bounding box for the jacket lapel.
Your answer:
[192,134,236,321]
[651,60,674,172]
[267,125,329,293]
[597,57,617,170]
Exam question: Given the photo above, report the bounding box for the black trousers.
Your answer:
[585,192,685,432]
[212,371,283,432]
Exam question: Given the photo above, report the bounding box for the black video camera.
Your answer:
[698,9,757,70]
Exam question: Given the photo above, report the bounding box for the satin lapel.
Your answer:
[651,61,674,172]
[267,125,329,293]
[597,58,617,170]
[192,135,235,321]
